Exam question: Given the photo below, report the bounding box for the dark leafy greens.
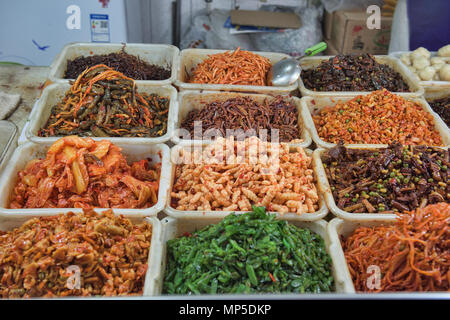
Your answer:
[163,207,334,295]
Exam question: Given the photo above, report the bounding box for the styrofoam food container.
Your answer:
[390,51,450,95]
[327,218,399,293]
[26,83,178,145]
[164,143,328,221]
[175,48,298,95]
[301,95,450,149]
[298,55,424,98]
[48,42,179,86]
[314,146,425,222]
[0,141,171,217]
[328,217,450,294]
[0,120,18,174]
[0,212,163,296]
[172,90,312,148]
[154,216,351,294]
[424,87,450,102]
[424,89,450,127]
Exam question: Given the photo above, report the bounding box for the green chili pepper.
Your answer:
[163,206,334,295]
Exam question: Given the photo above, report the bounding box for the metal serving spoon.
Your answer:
[267,42,328,86]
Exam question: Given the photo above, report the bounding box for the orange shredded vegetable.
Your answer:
[9,136,160,209]
[189,47,272,86]
[313,89,443,146]
[342,203,450,292]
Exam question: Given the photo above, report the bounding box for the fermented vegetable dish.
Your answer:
[163,206,334,294]
[10,136,160,209]
[323,143,449,213]
[39,64,169,138]
[179,96,301,142]
[189,48,272,86]
[0,210,152,298]
[313,89,443,146]
[342,203,449,292]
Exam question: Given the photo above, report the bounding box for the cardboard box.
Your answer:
[323,10,334,40]
[230,10,302,29]
[325,40,341,55]
[329,10,392,54]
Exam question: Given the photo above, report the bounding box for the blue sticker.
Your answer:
[90,14,110,42]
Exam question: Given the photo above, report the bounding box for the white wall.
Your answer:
[0,0,128,65]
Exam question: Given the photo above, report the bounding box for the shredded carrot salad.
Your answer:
[189,48,272,86]
[342,203,449,292]
[10,136,160,209]
[313,89,443,146]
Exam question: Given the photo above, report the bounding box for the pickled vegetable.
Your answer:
[163,207,334,294]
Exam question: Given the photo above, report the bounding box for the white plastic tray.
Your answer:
[0,141,171,217]
[326,218,401,294]
[390,51,450,95]
[25,83,178,145]
[172,90,312,148]
[314,146,422,222]
[298,55,424,98]
[327,217,450,295]
[164,143,328,222]
[0,120,18,174]
[424,88,450,102]
[0,211,163,296]
[175,48,298,95]
[48,42,179,86]
[301,95,450,149]
[155,216,351,294]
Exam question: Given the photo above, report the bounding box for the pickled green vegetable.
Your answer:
[163,206,334,294]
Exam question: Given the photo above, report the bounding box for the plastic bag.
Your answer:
[321,0,383,13]
[250,6,323,57]
[179,10,210,49]
[180,9,254,50]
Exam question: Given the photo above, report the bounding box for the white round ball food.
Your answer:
[411,47,431,60]
[437,44,450,57]
[431,57,445,65]
[431,63,445,72]
[407,65,417,74]
[412,56,430,70]
[439,64,450,81]
[400,53,411,66]
[419,66,435,81]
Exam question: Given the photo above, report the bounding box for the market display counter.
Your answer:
[0,44,448,299]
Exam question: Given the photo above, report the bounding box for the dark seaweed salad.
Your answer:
[163,207,334,295]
